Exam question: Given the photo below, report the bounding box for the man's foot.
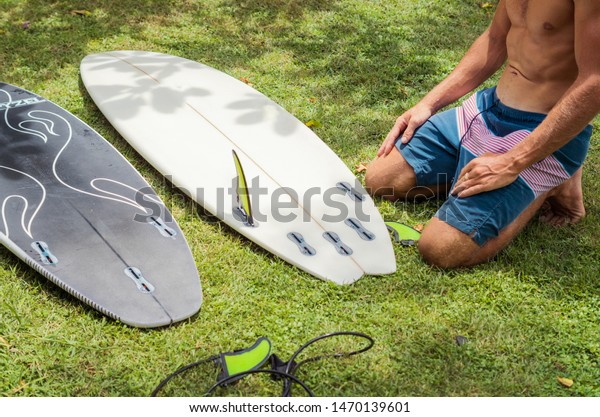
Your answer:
[539,169,586,226]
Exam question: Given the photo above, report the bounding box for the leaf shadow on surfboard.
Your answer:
[225,93,299,136]
[81,52,297,136]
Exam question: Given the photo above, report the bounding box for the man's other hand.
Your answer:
[451,152,521,198]
[377,103,433,157]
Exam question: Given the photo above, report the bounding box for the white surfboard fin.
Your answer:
[231,149,255,227]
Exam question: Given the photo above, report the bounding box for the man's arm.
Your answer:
[377,0,510,157]
[453,0,600,198]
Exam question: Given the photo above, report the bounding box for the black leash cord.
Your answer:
[282,331,375,397]
[205,369,314,397]
[150,356,218,397]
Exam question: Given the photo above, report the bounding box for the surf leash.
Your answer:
[150,331,374,397]
[273,331,374,397]
[385,221,421,246]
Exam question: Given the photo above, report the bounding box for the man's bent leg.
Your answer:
[366,107,462,201]
[418,193,548,268]
[365,148,447,201]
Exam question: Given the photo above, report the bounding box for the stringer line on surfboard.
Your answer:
[71,203,175,323]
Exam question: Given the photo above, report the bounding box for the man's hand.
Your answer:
[377,103,433,157]
[451,152,521,198]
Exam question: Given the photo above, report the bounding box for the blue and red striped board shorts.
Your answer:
[397,86,592,246]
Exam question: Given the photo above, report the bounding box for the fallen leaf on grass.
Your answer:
[239,77,254,87]
[11,380,27,394]
[414,223,424,232]
[557,376,573,388]
[355,162,368,173]
[84,362,97,376]
[0,335,10,349]
[305,119,322,129]
[480,2,494,8]
[70,9,92,17]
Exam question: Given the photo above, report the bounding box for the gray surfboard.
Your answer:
[0,83,202,328]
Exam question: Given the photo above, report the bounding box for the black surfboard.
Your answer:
[0,83,202,327]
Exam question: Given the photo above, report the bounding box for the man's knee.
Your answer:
[417,218,480,269]
[364,149,416,199]
[364,162,394,198]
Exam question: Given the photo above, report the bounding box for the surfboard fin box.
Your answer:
[385,221,421,246]
[344,218,376,241]
[323,231,353,256]
[31,241,58,265]
[287,232,316,256]
[231,149,255,227]
[124,266,155,294]
[336,181,365,202]
[147,216,177,239]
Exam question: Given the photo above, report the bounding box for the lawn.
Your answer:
[0,0,598,397]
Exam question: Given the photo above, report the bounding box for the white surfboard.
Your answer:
[80,51,395,284]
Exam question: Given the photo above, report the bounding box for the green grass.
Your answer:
[0,0,599,397]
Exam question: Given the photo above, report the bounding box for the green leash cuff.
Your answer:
[385,221,421,246]
[219,337,272,381]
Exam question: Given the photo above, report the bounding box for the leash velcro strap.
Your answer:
[268,354,298,381]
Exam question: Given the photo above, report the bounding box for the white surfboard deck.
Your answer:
[80,51,396,284]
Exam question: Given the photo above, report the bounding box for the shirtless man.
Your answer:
[365,0,600,268]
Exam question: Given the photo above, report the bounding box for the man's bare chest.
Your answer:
[506,0,574,32]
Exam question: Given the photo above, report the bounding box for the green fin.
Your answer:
[219,337,272,380]
[232,149,254,226]
[385,221,421,246]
